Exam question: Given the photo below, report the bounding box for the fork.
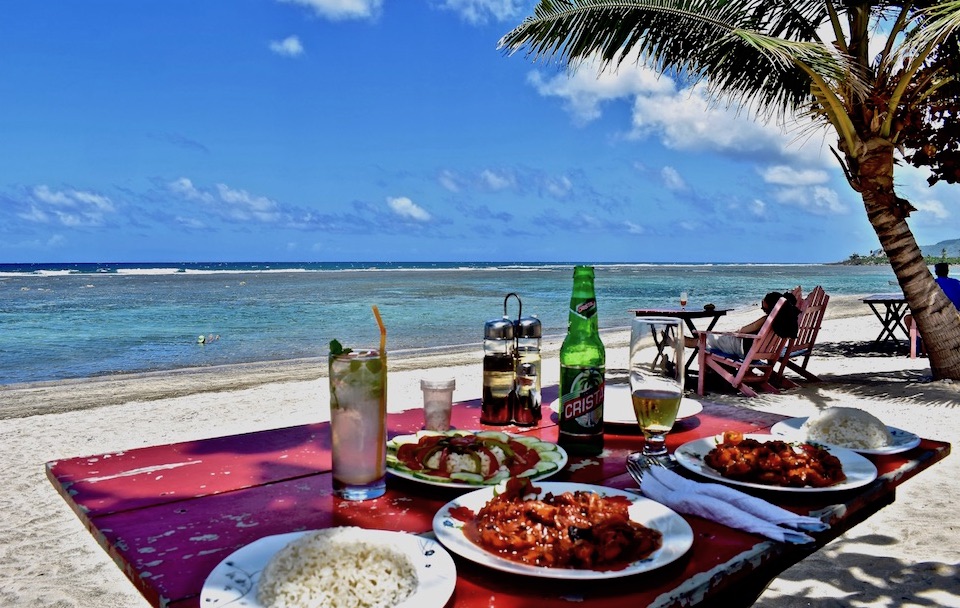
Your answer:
[625,456,648,489]
[625,453,674,488]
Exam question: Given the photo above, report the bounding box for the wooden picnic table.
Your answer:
[629,307,731,371]
[862,293,910,344]
[46,385,949,608]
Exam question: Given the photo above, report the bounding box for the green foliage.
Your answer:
[900,31,960,185]
[843,253,960,266]
[329,339,352,357]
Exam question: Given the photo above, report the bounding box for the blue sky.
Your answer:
[0,0,955,264]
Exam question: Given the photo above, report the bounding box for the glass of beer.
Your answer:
[329,347,387,500]
[629,317,684,461]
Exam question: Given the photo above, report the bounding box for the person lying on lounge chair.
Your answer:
[684,291,800,358]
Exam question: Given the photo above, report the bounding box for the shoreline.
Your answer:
[0,295,872,420]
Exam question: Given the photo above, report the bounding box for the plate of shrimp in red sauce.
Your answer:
[431,477,693,579]
[674,431,877,493]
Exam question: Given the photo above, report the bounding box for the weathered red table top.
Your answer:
[46,390,950,608]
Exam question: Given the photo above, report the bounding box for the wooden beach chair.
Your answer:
[790,285,804,309]
[775,286,830,388]
[697,297,790,398]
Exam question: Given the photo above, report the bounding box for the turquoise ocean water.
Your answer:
[0,262,898,385]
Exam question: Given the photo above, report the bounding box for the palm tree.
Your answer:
[500,0,960,379]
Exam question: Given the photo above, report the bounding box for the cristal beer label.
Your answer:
[560,367,604,428]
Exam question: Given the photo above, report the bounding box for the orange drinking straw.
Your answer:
[372,305,386,355]
[372,305,387,417]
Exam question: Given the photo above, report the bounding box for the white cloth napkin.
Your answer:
[640,466,829,544]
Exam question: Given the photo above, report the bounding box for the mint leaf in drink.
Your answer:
[329,339,352,357]
[365,358,383,374]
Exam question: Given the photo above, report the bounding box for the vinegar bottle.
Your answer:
[481,317,515,425]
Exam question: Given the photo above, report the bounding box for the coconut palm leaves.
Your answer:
[499,1,859,122]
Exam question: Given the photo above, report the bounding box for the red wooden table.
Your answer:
[46,386,949,608]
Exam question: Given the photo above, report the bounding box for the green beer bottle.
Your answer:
[559,265,605,455]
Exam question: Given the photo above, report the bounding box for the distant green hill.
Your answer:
[841,237,960,265]
[921,238,960,259]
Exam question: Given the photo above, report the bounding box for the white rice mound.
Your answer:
[801,406,893,449]
[257,527,418,608]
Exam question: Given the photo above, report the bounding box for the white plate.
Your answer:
[200,528,456,607]
[550,383,702,425]
[674,434,878,493]
[387,431,568,489]
[770,417,921,456]
[433,482,693,579]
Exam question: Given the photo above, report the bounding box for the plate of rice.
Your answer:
[771,407,921,455]
[200,527,456,608]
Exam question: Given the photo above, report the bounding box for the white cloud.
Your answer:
[544,175,573,197]
[527,60,673,125]
[216,184,281,222]
[625,220,645,234]
[660,166,687,191]
[438,170,461,193]
[630,85,801,157]
[913,197,949,219]
[525,52,835,166]
[435,0,529,24]
[169,177,214,203]
[269,35,304,57]
[175,216,207,229]
[749,198,767,217]
[17,205,48,223]
[33,185,72,205]
[773,185,847,215]
[169,179,282,223]
[761,165,830,187]
[27,185,115,226]
[480,169,515,191]
[387,196,432,221]
[895,164,952,223]
[276,0,382,20]
[70,190,113,210]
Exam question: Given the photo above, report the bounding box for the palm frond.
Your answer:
[498,0,856,123]
[903,0,960,58]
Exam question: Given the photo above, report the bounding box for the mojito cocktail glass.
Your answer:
[329,348,387,500]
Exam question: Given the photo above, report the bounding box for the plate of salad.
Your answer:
[386,430,568,489]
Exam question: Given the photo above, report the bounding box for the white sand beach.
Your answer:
[0,294,957,607]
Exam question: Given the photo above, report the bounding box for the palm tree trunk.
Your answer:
[856,138,960,379]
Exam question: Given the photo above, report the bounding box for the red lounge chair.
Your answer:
[697,298,790,397]
[775,286,830,387]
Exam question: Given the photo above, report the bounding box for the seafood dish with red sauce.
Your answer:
[387,430,566,487]
[704,431,846,488]
[450,477,663,569]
